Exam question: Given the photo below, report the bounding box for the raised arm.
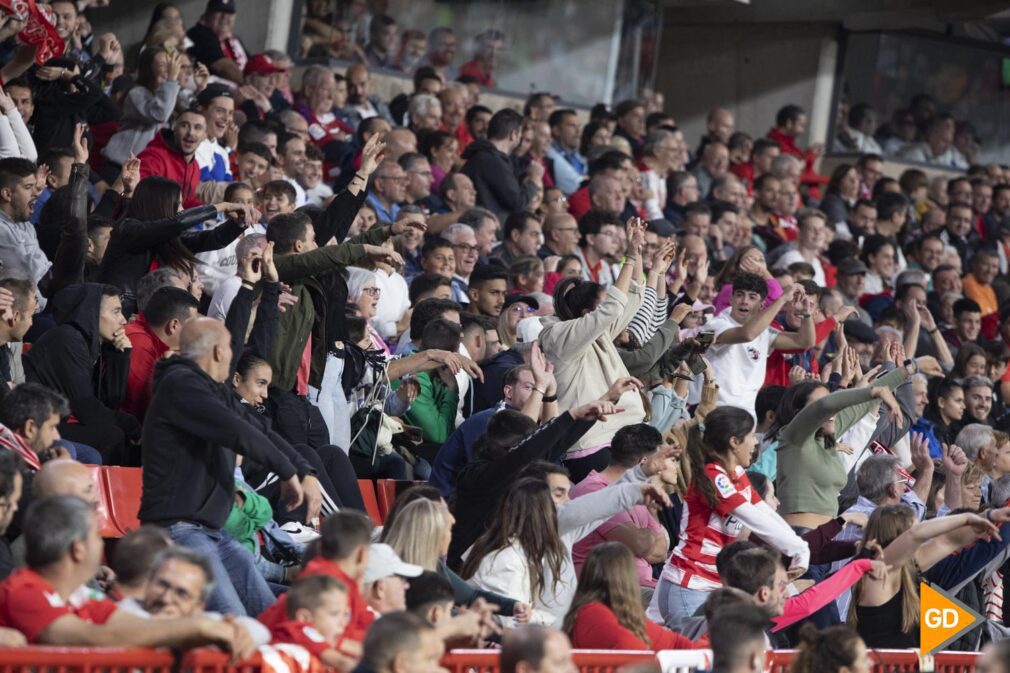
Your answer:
[715,286,794,346]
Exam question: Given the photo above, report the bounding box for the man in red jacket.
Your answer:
[138,110,207,208]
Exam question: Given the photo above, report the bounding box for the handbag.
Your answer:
[348,363,402,465]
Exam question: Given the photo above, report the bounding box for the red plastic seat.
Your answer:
[375,480,425,521]
[85,466,122,538]
[357,479,383,525]
[102,466,143,535]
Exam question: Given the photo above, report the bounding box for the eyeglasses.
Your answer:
[361,287,381,296]
[452,244,479,254]
[409,170,433,178]
[509,304,536,314]
[379,175,408,183]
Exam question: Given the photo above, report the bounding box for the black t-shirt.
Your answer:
[187,24,225,64]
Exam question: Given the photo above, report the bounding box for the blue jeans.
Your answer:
[167,522,276,617]
[655,578,710,630]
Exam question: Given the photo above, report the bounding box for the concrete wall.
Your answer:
[655,21,838,149]
[84,0,271,65]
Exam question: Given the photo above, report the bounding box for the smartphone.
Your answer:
[696,331,715,348]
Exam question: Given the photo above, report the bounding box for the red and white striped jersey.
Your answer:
[661,463,759,591]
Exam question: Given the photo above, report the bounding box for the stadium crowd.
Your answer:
[0,0,1004,672]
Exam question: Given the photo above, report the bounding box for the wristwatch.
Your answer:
[903,358,919,376]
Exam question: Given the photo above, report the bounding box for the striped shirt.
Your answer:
[662,463,758,591]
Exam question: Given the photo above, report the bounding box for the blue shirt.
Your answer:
[430,403,507,497]
[366,192,400,223]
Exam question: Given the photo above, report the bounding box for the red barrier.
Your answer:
[0,646,175,673]
[0,646,982,673]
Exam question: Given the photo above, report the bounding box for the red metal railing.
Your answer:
[0,646,983,673]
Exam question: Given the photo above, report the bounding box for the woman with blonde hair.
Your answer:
[380,498,447,571]
[563,543,694,650]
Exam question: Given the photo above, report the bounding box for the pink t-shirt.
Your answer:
[571,471,664,587]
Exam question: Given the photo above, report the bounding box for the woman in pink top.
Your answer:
[711,245,782,315]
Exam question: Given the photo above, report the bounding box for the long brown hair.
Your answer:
[847,505,919,633]
[124,176,200,277]
[686,406,754,508]
[713,245,762,290]
[562,542,650,646]
[459,478,566,602]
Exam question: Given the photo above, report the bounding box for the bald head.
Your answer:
[34,460,98,505]
[179,318,232,382]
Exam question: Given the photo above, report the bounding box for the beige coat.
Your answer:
[538,284,645,454]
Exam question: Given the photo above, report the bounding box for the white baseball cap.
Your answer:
[515,317,543,343]
[363,543,424,583]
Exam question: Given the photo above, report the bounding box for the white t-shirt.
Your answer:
[704,309,778,419]
[774,249,826,286]
[208,275,243,322]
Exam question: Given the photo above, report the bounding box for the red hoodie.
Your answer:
[137,131,202,208]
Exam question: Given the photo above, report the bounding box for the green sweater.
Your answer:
[224,485,274,553]
[776,367,908,517]
[394,371,458,444]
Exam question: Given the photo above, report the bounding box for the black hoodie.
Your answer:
[24,283,137,436]
[140,356,313,529]
[460,138,538,221]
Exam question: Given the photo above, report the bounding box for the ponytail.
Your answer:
[686,407,755,508]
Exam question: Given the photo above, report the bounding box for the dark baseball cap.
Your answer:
[843,319,879,344]
[503,294,540,312]
[205,0,236,13]
[196,82,234,108]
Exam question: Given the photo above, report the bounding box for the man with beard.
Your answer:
[138,110,207,208]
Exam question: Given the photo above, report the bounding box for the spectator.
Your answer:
[355,611,442,673]
[186,0,247,84]
[563,542,692,650]
[613,100,646,157]
[649,407,808,628]
[364,15,398,69]
[546,109,585,196]
[500,626,576,673]
[570,423,669,591]
[102,48,182,167]
[269,574,354,669]
[462,109,543,221]
[24,284,139,464]
[399,152,434,206]
[0,450,22,581]
[492,211,542,268]
[194,83,236,186]
[692,141,729,199]
[0,495,251,652]
[367,159,406,224]
[345,64,393,127]
[139,318,321,616]
[137,110,207,208]
[899,113,966,169]
[963,249,1000,318]
[99,178,244,316]
[106,525,172,602]
[459,30,504,89]
[422,27,458,82]
[122,287,199,420]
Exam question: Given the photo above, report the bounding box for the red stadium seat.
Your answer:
[357,479,383,525]
[103,466,143,535]
[85,466,122,538]
[376,480,426,521]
